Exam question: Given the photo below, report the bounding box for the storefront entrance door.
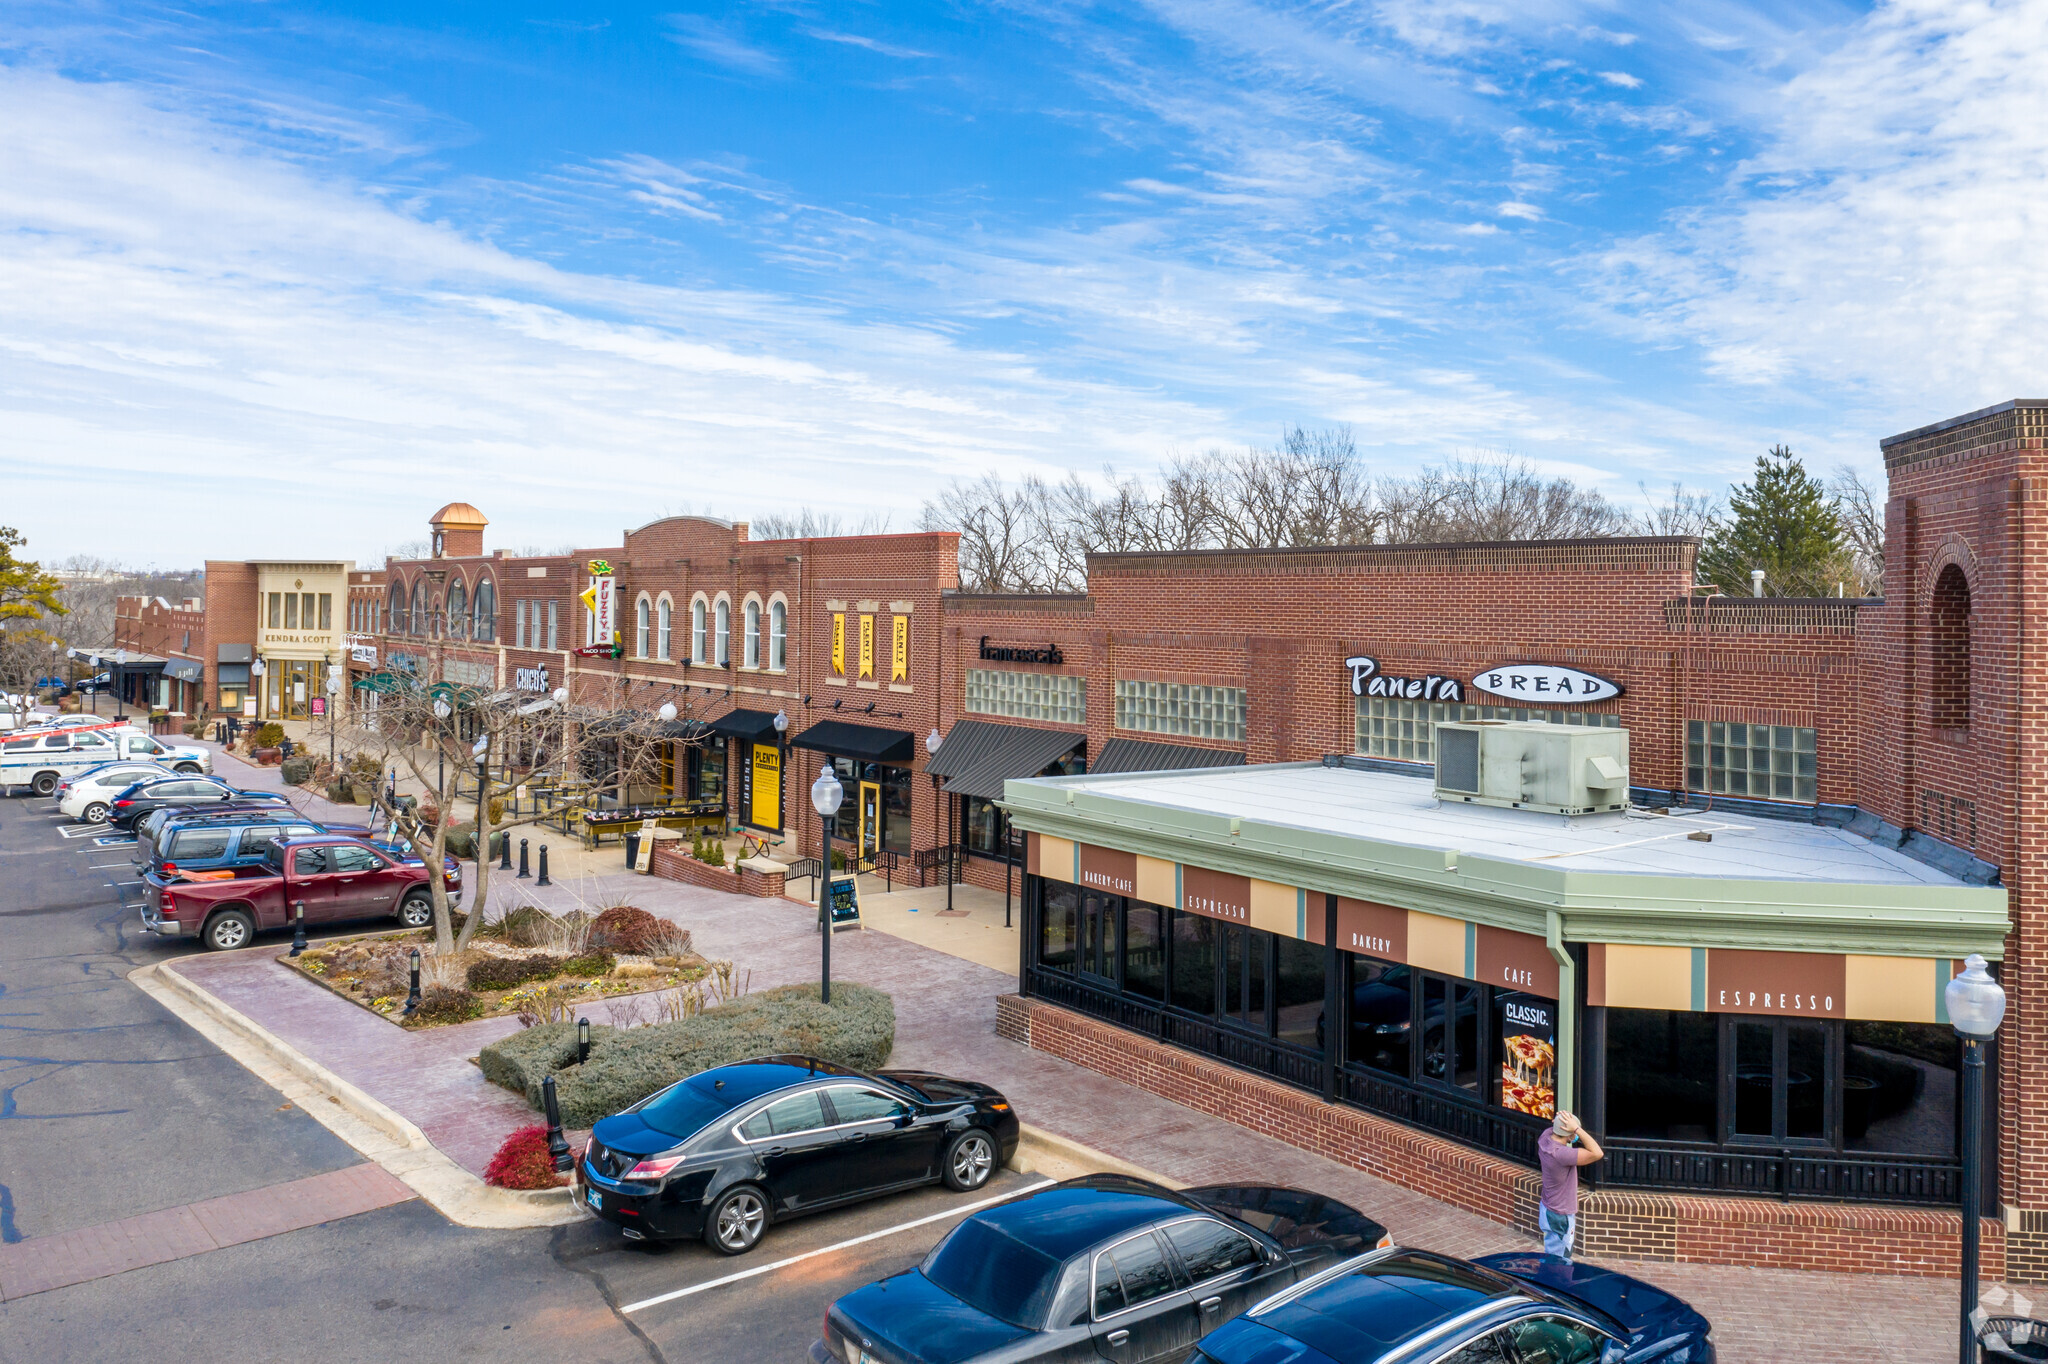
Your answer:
[858,781,881,862]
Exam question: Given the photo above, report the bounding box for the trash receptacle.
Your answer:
[625,829,642,871]
[1983,1318,2048,1361]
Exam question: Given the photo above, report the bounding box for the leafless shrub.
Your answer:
[646,921,694,960]
[605,994,653,1029]
[703,960,751,1006]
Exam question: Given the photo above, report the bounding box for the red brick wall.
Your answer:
[199,560,260,717]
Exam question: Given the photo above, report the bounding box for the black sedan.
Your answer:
[815,1175,1390,1364]
[576,1055,1021,1255]
[108,776,292,829]
[1189,1248,1713,1364]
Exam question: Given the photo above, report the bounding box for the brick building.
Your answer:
[104,593,206,717]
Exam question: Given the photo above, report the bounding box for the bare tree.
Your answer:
[338,683,700,952]
[918,473,1050,592]
[1830,465,1885,596]
[751,508,894,540]
[1629,481,1722,538]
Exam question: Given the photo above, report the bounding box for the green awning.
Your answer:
[353,671,411,694]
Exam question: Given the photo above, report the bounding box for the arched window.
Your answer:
[411,582,427,636]
[472,579,495,643]
[769,600,787,671]
[1931,564,1971,728]
[715,597,730,666]
[431,594,444,638]
[446,580,468,640]
[657,598,672,660]
[744,600,761,669]
[389,582,406,635]
[691,598,707,664]
[635,595,651,658]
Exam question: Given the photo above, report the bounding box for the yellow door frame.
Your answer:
[858,780,882,863]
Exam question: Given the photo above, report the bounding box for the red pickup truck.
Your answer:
[143,834,459,951]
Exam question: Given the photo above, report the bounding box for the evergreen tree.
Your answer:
[1697,447,1845,596]
[0,527,66,624]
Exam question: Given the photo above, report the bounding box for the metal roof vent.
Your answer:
[1434,720,1630,816]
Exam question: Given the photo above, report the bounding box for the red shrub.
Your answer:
[589,905,662,954]
[484,1124,567,1190]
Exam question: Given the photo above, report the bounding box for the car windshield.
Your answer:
[921,1216,1065,1330]
[635,1073,749,1140]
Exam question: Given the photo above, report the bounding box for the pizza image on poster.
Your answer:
[1497,992,1557,1120]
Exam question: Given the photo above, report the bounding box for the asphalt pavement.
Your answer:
[0,779,1055,1360]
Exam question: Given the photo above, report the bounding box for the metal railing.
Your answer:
[1599,1137,1962,1205]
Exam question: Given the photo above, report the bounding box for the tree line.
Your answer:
[915,428,1884,598]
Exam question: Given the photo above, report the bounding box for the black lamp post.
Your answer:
[811,764,844,1005]
[325,671,342,770]
[1947,953,2006,1364]
[924,727,950,911]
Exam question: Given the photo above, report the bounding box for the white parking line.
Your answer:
[619,1178,1056,1315]
[88,862,133,869]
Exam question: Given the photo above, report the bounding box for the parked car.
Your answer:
[146,814,332,879]
[814,1175,1391,1364]
[1,721,209,794]
[141,834,458,949]
[134,801,324,855]
[107,776,291,829]
[56,761,180,823]
[1185,1248,1714,1364]
[577,1056,1022,1255]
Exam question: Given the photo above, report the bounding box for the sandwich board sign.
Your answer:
[826,875,862,932]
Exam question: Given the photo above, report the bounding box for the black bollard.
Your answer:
[537,843,551,887]
[516,838,531,879]
[577,1016,591,1065]
[290,900,308,957]
[498,832,512,872]
[543,1075,571,1173]
[404,948,422,1016]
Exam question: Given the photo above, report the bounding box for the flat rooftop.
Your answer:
[1022,762,1966,889]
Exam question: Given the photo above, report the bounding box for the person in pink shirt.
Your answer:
[1536,1110,1604,1260]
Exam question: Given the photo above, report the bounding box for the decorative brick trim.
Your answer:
[646,840,780,897]
[1004,994,2009,1280]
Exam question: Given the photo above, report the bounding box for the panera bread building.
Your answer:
[946,400,2048,1279]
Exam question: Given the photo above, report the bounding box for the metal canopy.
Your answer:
[709,708,785,743]
[1092,738,1245,775]
[927,719,1083,801]
[790,719,915,764]
[163,659,203,683]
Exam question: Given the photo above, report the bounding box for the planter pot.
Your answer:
[325,782,356,804]
[253,748,283,766]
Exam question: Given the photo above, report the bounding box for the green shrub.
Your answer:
[466,953,566,992]
[589,906,662,954]
[403,984,484,1028]
[253,722,286,749]
[479,982,895,1128]
[561,951,616,979]
[497,904,557,947]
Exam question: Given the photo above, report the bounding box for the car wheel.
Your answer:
[942,1130,997,1192]
[202,909,256,952]
[82,802,109,825]
[397,892,434,929]
[31,772,57,796]
[703,1185,769,1256]
[175,763,201,775]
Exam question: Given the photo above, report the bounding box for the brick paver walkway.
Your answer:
[0,1164,413,1300]
[162,833,2002,1363]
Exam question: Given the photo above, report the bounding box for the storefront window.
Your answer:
[1169,910,1217,1016]
[693,736,727,805]
[881,766,911,855]
[1223,925,1267,1029]
[1344,957,1412,1076]
[1846,1022,1959,1157]
[1040,883,1078,971]
[1605,1008,1717,1142]
[1422,976,1483,1093]
[963,796,1008,857]
[1078,891,1119,980]
[1355,699,1620,764]
[1126,901,1166,1001]
[1273,938,1323,1051]
[828,758,911,855]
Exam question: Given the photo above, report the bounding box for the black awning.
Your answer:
[1092,738,1246,775]
[709,707,785,743]
[926,719,1084,801]
[164,659,203,683]
[790,719,915,764]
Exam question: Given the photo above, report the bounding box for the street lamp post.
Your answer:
[1947,952,2006,1364]
[325,672,342,770]
[433,697,452,805]
[924,728,950,912]
[810,765,844,1006]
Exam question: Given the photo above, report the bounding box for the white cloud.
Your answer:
[1497,200,1543,220]
[803,29,934,59]
[661,16,784,78]
[1598,70,1644,88]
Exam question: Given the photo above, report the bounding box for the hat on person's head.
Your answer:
[1552,1111,1581,1139]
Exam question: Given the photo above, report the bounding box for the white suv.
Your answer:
[59,763,180,824]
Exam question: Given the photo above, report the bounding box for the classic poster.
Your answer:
[1496,990,1557,1119]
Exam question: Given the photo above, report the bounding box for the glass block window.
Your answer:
[1355,698,1620,764]
[1687,721,1816,803]
[1115,681,1246,742]
[966,668,1087,725]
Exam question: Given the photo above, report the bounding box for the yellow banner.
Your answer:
[831,614,845,676]
[858,615,875,679]
[750,744,781,829]
[891,616,908,682]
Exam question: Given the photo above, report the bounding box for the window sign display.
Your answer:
[1496,991,1558,1119]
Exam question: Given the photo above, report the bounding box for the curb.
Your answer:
[133,961,577,1229]
[1010,1124,1182,1188]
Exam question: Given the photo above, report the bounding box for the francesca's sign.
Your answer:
[980,637,1064,666]
[1078,844,1136,896]
[1346,656,1463,702]
[1471,662,1622,704]
[1180,866,1251,924]
[1707,948,1844,1017]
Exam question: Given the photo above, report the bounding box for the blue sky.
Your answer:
[5,0,2047,565]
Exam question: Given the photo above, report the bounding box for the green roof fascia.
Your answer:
[1002,781,2009,961]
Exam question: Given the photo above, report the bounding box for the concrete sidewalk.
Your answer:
[164,862,1989,1363]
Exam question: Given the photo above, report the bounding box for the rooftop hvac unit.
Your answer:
[1434,720,1630,816]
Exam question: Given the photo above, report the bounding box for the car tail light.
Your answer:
[160,862,177,874]
[160,891,177,912]
[114,799,133,807]
[622,1155,684,1182]
[990,1101,1010,1111]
